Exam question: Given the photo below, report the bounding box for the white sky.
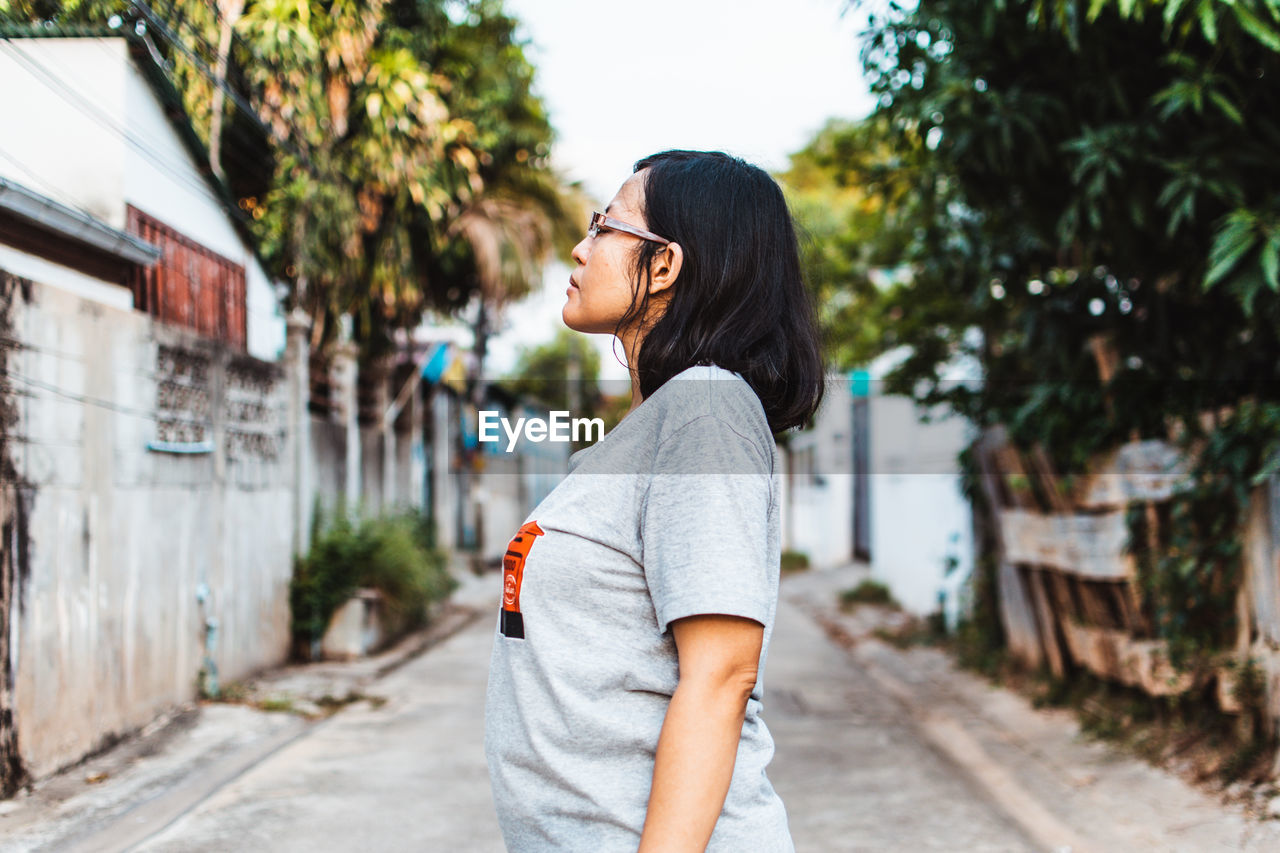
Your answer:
[486,0,876,380]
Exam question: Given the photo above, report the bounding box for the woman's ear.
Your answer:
[648,243,683,296]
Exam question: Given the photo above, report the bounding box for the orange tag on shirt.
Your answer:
[500,520,544,638]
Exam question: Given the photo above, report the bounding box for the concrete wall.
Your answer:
[6,273,296,779]
[868,394,975,621]
[783,382,856,569]
[780,368,976,621]
[0,247,566,785]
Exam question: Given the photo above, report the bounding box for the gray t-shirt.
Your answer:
[484,364,794,852]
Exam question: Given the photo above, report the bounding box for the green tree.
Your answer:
[777,117,911,370]
[823,0,1280,663]
[842,0,1280,454]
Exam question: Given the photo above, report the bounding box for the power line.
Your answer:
[0,37,228,208]
[1,367,162,420]
[132,0,312,169]
[0,142,118,228]
[84,30,276,184]
[0,36,218,203]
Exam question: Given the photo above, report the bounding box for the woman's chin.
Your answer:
[562,307,591,333]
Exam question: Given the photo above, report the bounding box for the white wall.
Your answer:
[0,245,133,311]
[780,359,977,619]
[246,261,285,362]
[783,382,855,568]
[0,38,127,227]
[868,394,975,621]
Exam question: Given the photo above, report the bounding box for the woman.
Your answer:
[484,150,824,852]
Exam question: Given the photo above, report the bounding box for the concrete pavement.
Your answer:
[765,582,1035,851]
[105,571,1038,852]
[782,564,1280,852]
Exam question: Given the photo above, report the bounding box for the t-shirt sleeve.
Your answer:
[641,415,774,634]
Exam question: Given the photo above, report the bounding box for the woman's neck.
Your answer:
[620,327,645,415]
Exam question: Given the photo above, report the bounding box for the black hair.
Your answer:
[615,150,825,433]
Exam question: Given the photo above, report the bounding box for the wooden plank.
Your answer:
[1061,621,1196,696]
[1131,642,1197,696]
[976,427,1044,670]
[994,444,1038,509]
[1060,618,1117,680]
[1107,582,1141,634]
[1073,440,1194,510]
[996,560,1044,670]
[1027,568,1066,679]
[998,508,1135,580]
[1046,572,1079,623]
[1029,442,1072,514]
[1077,581,1119,630]
[1246,479,1280,646]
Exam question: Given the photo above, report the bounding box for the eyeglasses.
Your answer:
[587,211,671,245]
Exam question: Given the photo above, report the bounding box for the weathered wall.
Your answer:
[0,271,32,795]
[7,277,294,779]
[0,256,571,784]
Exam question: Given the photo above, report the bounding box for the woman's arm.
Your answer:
[637,613,765,853]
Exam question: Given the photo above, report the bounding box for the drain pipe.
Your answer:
[195,582,220,698]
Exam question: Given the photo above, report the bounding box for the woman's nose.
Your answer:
[571,236,590,266]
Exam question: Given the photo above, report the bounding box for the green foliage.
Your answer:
[506,328,603,412]
[817,0,1280,668]
[1126,402,1280,668]
[840,579,897,608]
[505,329,627,444]
[289,502,456,655]
[839,0,1280,447]
[776,119,907,370]
[780,550,811,574]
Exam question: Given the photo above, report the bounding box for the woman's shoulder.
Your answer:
[650,363,772,450]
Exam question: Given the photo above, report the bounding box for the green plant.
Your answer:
[839,579,896,609]
[1229,658,1268,718]
[289,502,456,657]
[258,697,295,714]
[873,613,948,649]
[1126,402,1280,669]
[780,550,811,574]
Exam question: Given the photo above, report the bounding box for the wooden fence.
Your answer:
[975,425,1280,725]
